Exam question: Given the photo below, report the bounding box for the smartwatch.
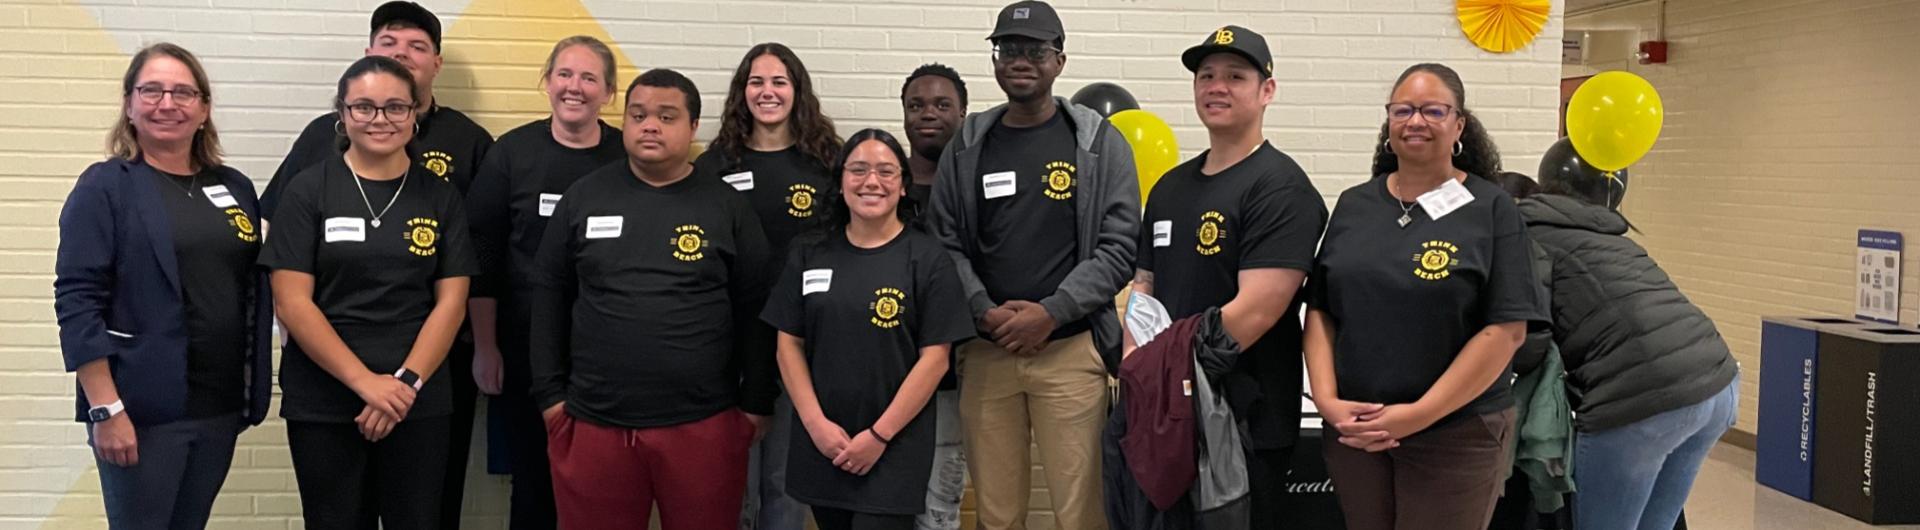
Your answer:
[87,400,125,423]
[393,368,424,390]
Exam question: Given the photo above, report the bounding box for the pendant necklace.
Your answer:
[344,156,407,228]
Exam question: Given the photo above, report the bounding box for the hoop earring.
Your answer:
[1452,141,1464,157]
[1382,139,1393,154]
[414,122,421,136]
[334,120,346,136]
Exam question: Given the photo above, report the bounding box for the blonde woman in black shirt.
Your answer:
[466,35,624,530]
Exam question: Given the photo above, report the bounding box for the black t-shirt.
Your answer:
[154,170,259,418]
[760,229,974,514]
[693,145,833,263]
[260,105,494,220]
[1136,143,1327,449]
[466,119,623,389]
[528,163,776,429]
[974,111,1085,338]
[258,156,480,422]
[1306,175,1544,427]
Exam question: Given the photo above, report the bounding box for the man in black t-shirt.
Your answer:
[898,63,970,530]
[1127,26,1329,524]
[927,3,1139,528]
[255,5,495,526]
[529,69,775,530]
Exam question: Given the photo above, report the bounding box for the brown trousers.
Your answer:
[1323,408,1517,530]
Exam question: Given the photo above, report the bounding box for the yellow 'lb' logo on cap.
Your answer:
[1215,28,1235,45]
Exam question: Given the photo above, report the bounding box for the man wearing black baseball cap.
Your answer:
[256,2,495,529]
[928,2,1138,529]
[1126,24,1327,524]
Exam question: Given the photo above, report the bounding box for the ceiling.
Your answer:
[1565,0,1642,16]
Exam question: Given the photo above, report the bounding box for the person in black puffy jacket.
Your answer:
[1518,168,1738,530]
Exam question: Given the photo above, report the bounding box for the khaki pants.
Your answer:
[958,332,1110,530]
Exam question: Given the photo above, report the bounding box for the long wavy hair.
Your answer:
[109,43,223,169]
[795,129,917,255]
[1370,63,1501,179]
[709,43,840,175]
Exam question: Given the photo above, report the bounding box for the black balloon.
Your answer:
[1070,82,1139,118]
[1539,136,1629,208]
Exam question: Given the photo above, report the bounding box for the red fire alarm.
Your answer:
[1638,41,1669,64]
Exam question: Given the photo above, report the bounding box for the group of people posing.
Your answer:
[54,1,1741,530]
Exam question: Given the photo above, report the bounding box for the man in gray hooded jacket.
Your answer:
[928,2,1139,528]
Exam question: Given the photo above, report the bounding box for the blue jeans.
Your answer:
[92,414,244,530]
[1574,376,1738,530]
[916,390,967,530]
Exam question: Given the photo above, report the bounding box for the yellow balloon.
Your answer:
[1107,109,1181,205]
[1566,71,1664,172]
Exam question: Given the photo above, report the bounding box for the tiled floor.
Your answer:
[1684,444,1919,530]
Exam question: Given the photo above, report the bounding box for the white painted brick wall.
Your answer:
[0,0,1565,526]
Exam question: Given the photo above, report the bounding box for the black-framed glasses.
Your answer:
[992,43,1062,63]
[846,164,902,180]
[1386,103,1456,122]
[133,84,203,106]
[345,102,416,123]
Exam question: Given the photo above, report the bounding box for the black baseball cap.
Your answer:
[371,1,442,52]
[988,1,1064,42]
[1182,25,1272,79]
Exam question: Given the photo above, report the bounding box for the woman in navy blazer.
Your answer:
[53,43,273,530]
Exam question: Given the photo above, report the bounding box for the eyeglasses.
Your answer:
[1386,103,1456,123]
[992,43,1062,63]
[846,164,902,180]
[133,85,203,106]
[345,102,416,123]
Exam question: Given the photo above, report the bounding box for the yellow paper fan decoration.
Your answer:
[1458,0,1551,53]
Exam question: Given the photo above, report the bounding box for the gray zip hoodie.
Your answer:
[929,97,1140,374]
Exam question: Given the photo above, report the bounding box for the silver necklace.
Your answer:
[343,156,407,228]
[162,171,197,197]
[1388,175,1418,228]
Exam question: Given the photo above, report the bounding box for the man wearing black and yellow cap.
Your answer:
[256,3,494,528]
[928,2,1139,528]
[1125,25,1328,524]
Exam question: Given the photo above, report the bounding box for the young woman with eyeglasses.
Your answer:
[257,55,478,529]
[759,129,973,530]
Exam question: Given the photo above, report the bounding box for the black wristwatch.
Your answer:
[393,368,424,390]
[87,400,125,423]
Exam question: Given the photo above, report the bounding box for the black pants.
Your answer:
[500,385,557,529]
[1248,445,1295,526]
[288,417,452,530]
[93,415,243,530]
[811,506,914,530]
[440,339,477,529]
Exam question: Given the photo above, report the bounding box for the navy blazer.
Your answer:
[54,157,275,427]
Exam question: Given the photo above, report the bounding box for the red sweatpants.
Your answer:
[548,408,753,530]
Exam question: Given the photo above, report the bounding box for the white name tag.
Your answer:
[1417,178,1475,221]
[585,216,623,239]
[981,171,1017,200]
[203,185,238,208]
[801,269,833,295]
[538,193,561,217]
[323,217,365,243]
[1152,220,1172,248]
[722,171,755,191]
